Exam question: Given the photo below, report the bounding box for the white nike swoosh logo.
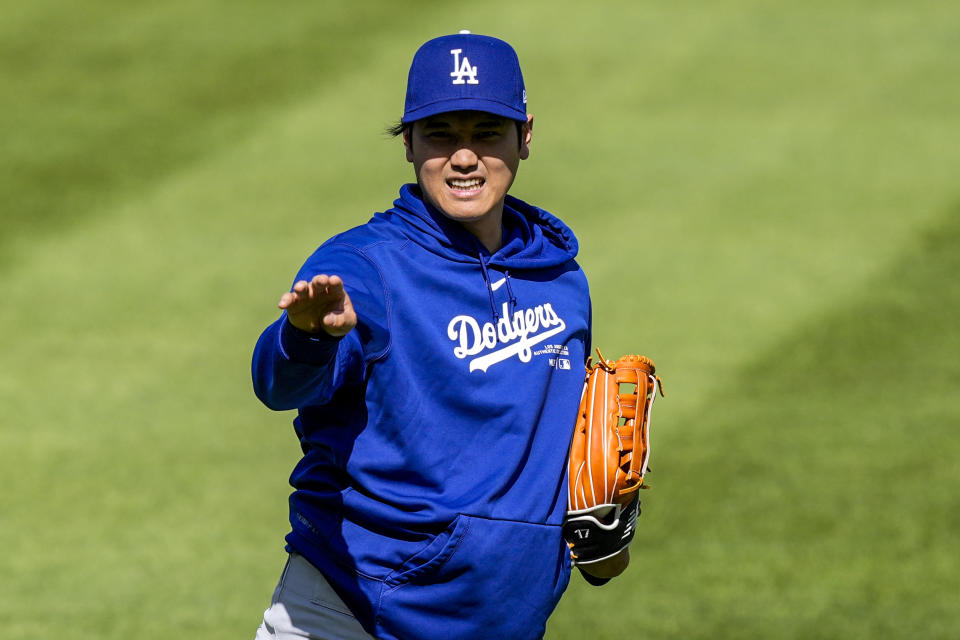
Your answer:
[490,277,507,291]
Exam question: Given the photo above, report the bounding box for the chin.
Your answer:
[440,200,492,222]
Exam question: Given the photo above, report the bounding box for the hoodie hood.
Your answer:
[379,184,579,270]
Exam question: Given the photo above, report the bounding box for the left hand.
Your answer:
[579,548,630,580]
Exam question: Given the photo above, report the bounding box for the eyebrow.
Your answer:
[421,117,507,130]
[421,120,452,130]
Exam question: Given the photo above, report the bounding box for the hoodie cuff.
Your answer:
[279,315,343,366]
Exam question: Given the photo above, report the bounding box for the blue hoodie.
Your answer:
[252,184,591,640]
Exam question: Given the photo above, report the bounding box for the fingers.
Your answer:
[276,273,357,337]
[316,274,345,299]
[277,274,344,309]
[278,290,296,309]
[277,281,308,309]
[323,310,349,331]
[318,275,357,337]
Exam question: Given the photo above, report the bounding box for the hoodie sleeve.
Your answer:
[251,241,390,411]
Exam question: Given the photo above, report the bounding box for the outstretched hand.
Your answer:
[278,274,357,337]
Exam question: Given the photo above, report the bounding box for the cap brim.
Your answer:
[402,98,527,124]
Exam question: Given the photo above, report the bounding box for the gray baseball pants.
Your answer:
[255,553,377,640]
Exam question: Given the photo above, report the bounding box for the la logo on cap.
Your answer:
[450,48,478,85]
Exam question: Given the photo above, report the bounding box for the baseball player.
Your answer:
[252,31,626,640]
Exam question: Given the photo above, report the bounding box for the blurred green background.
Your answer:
[1,1,958,638]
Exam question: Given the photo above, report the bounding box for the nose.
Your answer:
[450,145,479,172]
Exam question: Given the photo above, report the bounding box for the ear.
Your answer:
[403,127,414,163]
[519,114,533,160]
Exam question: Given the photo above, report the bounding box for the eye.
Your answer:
[426,130,453,140]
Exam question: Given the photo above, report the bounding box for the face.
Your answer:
[404,111,533,233]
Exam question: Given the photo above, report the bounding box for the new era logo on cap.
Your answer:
[401,31,527,124]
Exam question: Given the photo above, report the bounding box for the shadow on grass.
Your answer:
[552,202,960,640]
[657,201,960,638]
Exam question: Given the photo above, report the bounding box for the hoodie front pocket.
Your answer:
[375,516,570,640]
[383,514,471,588]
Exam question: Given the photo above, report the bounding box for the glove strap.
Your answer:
[564,493,641,566]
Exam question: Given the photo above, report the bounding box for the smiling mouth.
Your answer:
[447,177,485,193]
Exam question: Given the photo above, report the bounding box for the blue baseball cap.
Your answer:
[401,31,527,124]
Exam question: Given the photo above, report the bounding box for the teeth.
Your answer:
[449,178,483,189]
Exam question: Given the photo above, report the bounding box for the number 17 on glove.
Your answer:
[564,352,664,566]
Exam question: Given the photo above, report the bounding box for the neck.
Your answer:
[459,208,503,253]
[413,185,505,253]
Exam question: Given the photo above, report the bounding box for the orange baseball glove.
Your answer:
[564,351,664,566]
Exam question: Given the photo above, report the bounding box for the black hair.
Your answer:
[385,120,409,138]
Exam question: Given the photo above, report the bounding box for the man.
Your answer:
[252,31,624,640]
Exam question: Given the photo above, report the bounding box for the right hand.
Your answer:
[278,274,357,337]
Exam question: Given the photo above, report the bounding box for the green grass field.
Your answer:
[2,1,958,638]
